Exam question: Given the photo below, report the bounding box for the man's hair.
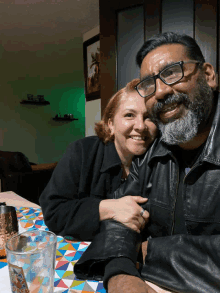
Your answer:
[136,32,205,68]
[95,78,140,144]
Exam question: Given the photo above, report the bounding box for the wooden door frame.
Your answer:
[99,0,162,114]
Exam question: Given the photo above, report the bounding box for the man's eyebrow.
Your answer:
[140,60,180,81]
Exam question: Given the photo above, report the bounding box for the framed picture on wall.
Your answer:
[83,34,100,101]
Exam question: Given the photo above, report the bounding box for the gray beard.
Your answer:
[151,76,213,145]
[158,110,199,145]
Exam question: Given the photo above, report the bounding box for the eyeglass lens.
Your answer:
[137,63,183,97]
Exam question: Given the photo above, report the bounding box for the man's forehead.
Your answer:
[140,44,188,78]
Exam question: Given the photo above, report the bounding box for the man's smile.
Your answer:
[159,103,186,122]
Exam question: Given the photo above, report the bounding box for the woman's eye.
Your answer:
[125,113,134,117]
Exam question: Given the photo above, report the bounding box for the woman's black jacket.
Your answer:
[39,136,123,240]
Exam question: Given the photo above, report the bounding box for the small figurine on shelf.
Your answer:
[55,114,58,119]
[37,95,45,102]
[27,94,33,101]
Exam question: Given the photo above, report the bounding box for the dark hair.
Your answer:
[136,32,205,68]
[95,78,140,143]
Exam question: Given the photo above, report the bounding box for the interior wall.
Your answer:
[0,23,85,164]
[83,26,101,137]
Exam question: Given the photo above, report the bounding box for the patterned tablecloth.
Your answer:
[0,207,106,293]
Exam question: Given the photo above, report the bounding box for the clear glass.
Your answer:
[6,230,57,293]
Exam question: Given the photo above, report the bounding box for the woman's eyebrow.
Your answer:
[124,108,136,112]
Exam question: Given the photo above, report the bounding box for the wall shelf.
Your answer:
[20,100,50,105]
[52,117,78,122]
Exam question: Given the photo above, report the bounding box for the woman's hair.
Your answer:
[95,78,140,143]
[136,32,205,69]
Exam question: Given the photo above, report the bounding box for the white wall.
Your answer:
[83,26,101,137]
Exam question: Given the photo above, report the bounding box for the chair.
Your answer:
[0,150,57,205]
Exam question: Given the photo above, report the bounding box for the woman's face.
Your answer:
[108,91,158,161]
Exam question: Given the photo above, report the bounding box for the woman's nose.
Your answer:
[134,117,145,131]
[154,78,174,100]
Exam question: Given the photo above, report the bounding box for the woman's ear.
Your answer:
[108,119,114,135]
[202,63,218,90]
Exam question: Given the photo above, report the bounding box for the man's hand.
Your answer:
[108,275,158,293]
[99,196,149,233]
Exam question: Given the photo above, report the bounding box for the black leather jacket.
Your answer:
[75,93,220,293]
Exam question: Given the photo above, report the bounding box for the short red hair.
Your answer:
[95,78,140,143]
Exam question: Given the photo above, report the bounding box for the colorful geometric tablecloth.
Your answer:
[0,207,106,293]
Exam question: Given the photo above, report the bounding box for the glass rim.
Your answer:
[5,229,57,256]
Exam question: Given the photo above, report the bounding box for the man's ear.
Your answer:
[108,119,114,135]
[202,62,218,90]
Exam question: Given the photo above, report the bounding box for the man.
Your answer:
[74,32,220,293]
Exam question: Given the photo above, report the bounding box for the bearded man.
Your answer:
[74,32,220,293]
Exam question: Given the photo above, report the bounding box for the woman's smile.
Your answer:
[129,135,146,141]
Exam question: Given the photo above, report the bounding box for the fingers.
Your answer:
[110,196,150,233]
[139,216,146,231]
[123,222,141,233]
[132,196,148,203]
[141,209,150,222]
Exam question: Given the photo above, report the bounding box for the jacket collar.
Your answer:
[202,92,220,165]
[100,141,122,172]
[150,92,220,165]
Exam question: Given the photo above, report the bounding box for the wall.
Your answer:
[0,22,85,164]
[83,26,101,137]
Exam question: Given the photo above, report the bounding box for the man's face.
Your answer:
[140,44,214,145]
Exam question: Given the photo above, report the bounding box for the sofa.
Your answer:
[0,150,57,205]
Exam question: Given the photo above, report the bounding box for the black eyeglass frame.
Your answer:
[135,60,201,98]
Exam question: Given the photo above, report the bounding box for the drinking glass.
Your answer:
[0,205,18,258]
[6,230,57,293]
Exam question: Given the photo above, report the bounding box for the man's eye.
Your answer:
[141,79,154,88]
[163,69,175,77]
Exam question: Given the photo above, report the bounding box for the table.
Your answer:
[0,191,40,208]
[0,193,106,292]
[0,192,171,293]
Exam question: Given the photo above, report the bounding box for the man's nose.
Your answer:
[154,78,174,100]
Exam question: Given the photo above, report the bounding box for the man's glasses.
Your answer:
[135,60,201,98]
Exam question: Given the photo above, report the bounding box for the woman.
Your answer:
[39,79,157,240]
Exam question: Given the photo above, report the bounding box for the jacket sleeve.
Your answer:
[100,229,220,293]
[140,234,220,293]
[74,219,142,281]
[39,141,102,240]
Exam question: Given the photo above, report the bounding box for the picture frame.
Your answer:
[83,34,100,101]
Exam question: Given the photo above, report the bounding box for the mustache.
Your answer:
[152,93,191,115]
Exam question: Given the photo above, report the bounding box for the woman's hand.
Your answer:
[99,196,149,233]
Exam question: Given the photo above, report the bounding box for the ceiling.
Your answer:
[0,0,100,38]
